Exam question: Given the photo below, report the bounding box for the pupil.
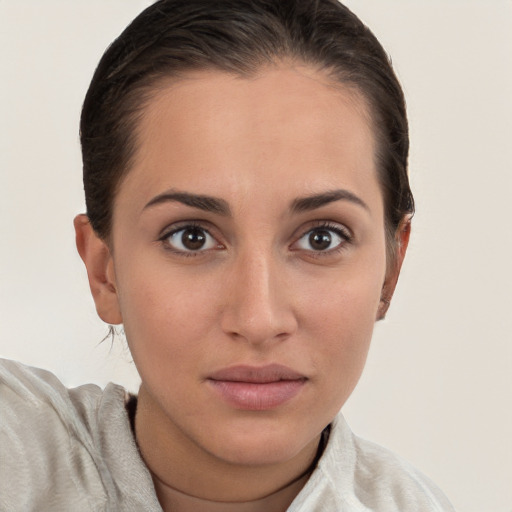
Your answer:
[309,230,332,250]
[182,228,206,250]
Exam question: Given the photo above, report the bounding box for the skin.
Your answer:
[75,65,409,511]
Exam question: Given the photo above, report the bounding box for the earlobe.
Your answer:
[74,214,123,325]
[376,218,411,321]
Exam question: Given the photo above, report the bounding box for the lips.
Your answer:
[207,364,307,410]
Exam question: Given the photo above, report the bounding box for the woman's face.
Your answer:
[99,66,399,467]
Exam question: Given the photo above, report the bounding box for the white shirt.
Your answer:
[0,359,455,511]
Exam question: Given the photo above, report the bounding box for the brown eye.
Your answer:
[164,225,218,253]
[181,227,206,250]
[308,230,333,251]
[294,225,349,253]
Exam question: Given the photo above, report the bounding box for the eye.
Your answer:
[293,224,350,252]
[162,225,220,253]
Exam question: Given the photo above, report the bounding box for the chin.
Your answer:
[204,418,321,467]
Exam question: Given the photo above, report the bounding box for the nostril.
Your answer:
[220,260,298,344]
[221,311,297,346]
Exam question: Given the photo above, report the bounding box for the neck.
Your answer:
[151,469,311,512]
[134,385,321,511]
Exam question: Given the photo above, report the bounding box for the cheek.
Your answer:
[299,256,384,335]
[298,263,383,392]
[309,288,377,363]
[307,306,375,416]
[114,258,222,365]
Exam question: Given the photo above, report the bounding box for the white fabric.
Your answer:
[0,359,455,511]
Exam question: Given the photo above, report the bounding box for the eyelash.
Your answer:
[158,220,352,257]
[293,221,353,257]
[159,221,221,257]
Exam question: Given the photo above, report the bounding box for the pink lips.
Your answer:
[207,364,307,410]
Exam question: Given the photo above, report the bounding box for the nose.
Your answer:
[220,251,298,346]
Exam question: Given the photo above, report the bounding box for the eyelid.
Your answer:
[158,221,224,255]
[290,221,353,254]
[156,219,352,256]
[292,220,352,241]
[158,219,216,239]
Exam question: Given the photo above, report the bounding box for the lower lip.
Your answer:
[208,379,306,410]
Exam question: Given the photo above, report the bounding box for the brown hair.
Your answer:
[80,0,414,251]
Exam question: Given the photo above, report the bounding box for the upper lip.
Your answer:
[208,364,307,383]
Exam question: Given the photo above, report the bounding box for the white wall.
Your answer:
[0,2,510,511]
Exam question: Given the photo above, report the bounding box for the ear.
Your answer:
[376,218,411,320]
[74,214,122,325]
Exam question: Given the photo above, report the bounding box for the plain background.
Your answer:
[1,1,511,511]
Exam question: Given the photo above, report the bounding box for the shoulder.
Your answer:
[348,431,455,511]
[291,414,455,512]
[0,358,117,445]
[0,359,162,511]
[0,359,124,510]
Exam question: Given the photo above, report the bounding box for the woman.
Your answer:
[0,0,455,510]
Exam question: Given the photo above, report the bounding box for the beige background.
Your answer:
[1,1,511,510]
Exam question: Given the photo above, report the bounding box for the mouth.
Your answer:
[207,364,307,410]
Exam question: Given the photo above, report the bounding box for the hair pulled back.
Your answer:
[80,0,414,247]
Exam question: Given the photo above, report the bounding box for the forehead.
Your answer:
[117,65,380,214]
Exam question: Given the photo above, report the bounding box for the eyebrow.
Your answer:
[143,188,368,216]
[143,190,231,215]
[290,189,369,213]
